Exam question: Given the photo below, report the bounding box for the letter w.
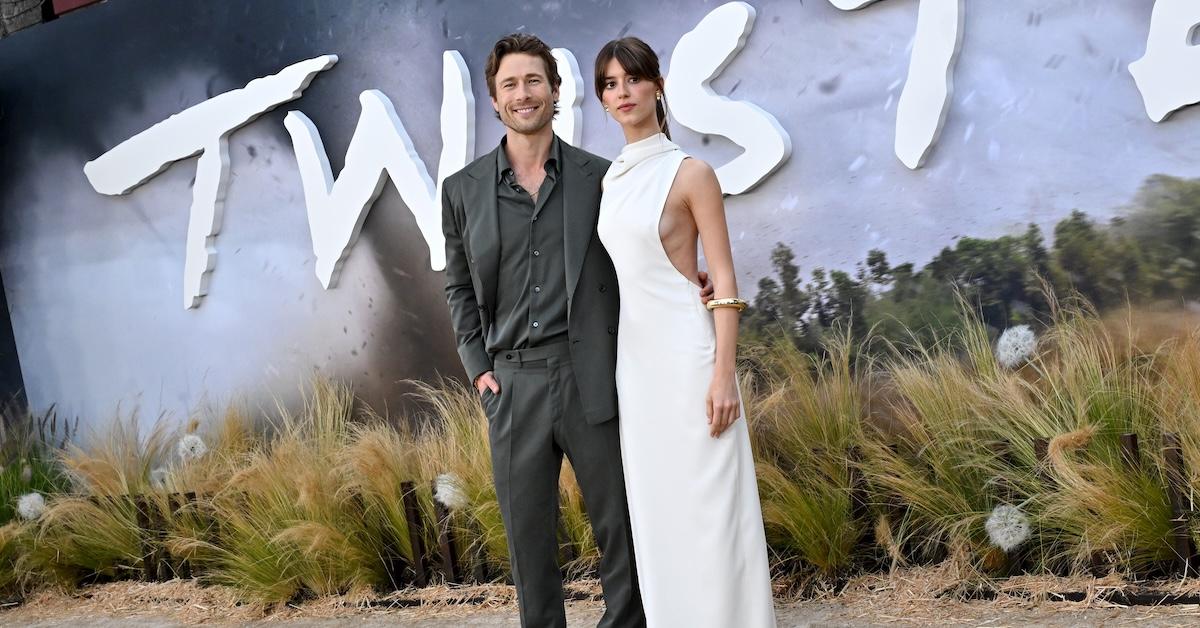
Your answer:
[285,51,474,288]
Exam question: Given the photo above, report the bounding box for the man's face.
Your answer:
[491,53,558,135]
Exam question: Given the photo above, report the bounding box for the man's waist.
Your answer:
[491,340,572,366]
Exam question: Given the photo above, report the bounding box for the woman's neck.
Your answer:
[622,120,663,145]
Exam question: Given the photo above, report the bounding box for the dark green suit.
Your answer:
[442,136,645,628]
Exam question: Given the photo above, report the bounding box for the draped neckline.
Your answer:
[605,132,680,180]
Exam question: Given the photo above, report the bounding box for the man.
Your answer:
[441,34,710,628]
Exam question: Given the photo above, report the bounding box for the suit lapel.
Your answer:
[562,144,599,317]
[464,147,500,311]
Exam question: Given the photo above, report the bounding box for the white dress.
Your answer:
[596,133,776,628]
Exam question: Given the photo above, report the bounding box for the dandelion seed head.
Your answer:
[434,472,468,511]
[985,503,1031,552]
[17,492,46,521]
[996,325,1037,368]
[177,434,208,461]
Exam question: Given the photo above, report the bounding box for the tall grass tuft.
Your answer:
[19,411,171,586]
[199,380,384,602]
[406,378,509,575]
[0,404,75,526]
[405,378,600,579]
[859,307,1047,571]
[338,412,426,589]
[748,329,868,574]
[1026,302,1177,573]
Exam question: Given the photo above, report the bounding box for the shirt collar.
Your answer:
[496,134,562,183]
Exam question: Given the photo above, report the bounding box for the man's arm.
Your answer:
[442,181,493,386]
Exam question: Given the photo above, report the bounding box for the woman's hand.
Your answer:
[706,371,741,438]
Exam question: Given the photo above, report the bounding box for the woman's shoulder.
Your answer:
[675,155,720,193]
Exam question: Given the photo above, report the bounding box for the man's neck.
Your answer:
[503,127,555,173]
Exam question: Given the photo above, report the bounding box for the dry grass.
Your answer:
[8,300,1200,609]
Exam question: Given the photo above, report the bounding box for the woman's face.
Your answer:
[599,58,660,130]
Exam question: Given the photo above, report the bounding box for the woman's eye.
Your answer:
[629,76,640,83]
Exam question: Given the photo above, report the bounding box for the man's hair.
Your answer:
[485,33,562,100]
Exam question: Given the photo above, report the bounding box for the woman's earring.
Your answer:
[656,92,663,101]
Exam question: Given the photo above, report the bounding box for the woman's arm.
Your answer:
[680,158,742,437]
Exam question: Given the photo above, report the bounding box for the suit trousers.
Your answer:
[481,341,646,628]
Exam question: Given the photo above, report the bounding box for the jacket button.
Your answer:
[599,284,607,292]
[607,326,615,334]
[506,353,513,359]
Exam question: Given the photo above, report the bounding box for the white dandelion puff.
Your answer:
[433,473,469,511]
[177,434,208,461]
[995,325,1037,369]
[17,492,47,521]
[985,503,1031,552]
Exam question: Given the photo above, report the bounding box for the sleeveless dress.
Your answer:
[596,133,776,628]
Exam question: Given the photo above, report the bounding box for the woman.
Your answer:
[593,37,777,627]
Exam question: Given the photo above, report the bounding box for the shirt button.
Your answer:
[532,321,540,328]
[534,286,541,293]
[532,250,540,257]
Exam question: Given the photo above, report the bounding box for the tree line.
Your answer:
[744,174,1200,349]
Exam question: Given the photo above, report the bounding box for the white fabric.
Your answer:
[597,133,776,628]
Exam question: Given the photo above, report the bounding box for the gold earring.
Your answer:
[656,92,663,100]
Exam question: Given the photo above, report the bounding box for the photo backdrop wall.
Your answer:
[0,0,1197,429]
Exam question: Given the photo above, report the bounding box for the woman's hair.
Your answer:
[594,37,671,139]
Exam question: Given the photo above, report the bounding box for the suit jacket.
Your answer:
[441,137,621,424]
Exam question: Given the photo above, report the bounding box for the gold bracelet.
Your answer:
[706,297,748,312]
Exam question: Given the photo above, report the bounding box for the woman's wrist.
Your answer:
[712,363,737,380]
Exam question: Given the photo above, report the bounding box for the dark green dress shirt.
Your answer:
[485,136,570,352]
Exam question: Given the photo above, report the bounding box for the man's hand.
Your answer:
[697,271,715,304]
[475,371,501,395]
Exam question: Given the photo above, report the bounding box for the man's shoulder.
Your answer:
[560,142,611,174]
[444,148,498,191]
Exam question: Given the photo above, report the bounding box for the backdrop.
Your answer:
[0,0,1197,429]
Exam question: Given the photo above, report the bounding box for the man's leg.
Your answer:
[488,361,567,628]
[550,356,647,628]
